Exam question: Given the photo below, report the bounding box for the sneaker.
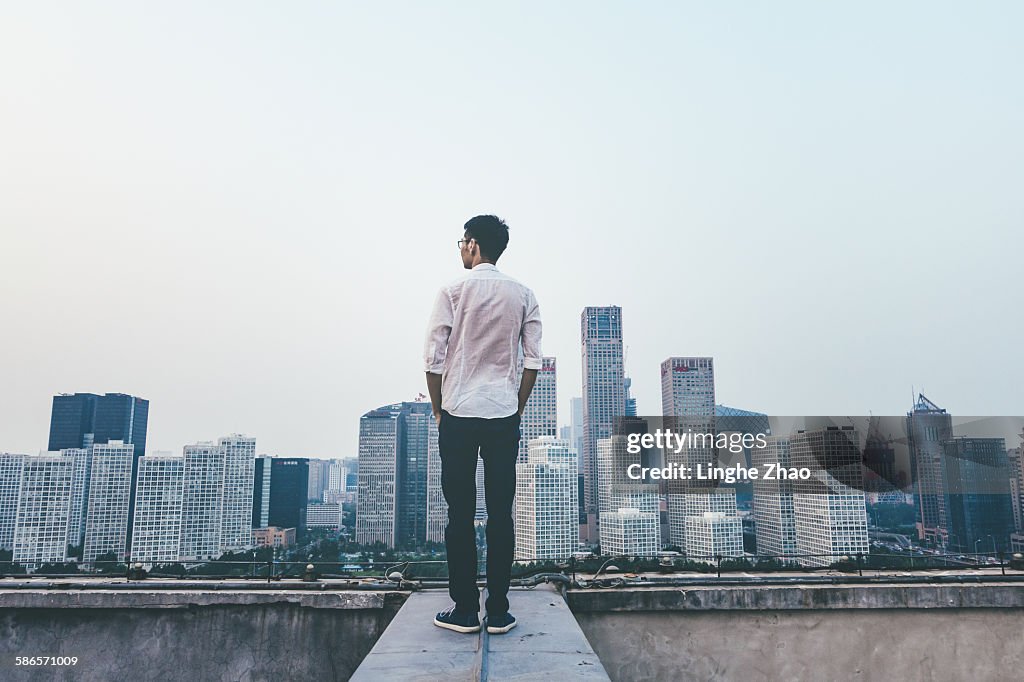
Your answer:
[485,612,517,634]
[433,605,481,633]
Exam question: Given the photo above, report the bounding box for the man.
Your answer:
[423,214,542,635]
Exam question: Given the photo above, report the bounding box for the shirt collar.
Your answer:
[471,263,498,272]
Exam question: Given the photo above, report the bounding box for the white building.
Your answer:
[178,443,225,561]
[63,447,91,550]
[13,454,73,569]
[426,421,447,544]
[218,434,256,551]
[83,441,134,565]
[306,502,342,529]
[518,357,558,463]
[130,455,184,565]
[685,512,744,562]
[515,437,578,560]
[356,408,400,546]
[791,427,869,567]
[0,453,25,550]
[752,435,798,558]
[660,356,718,550]
[679,488,743,560]
[600,508,659,557]
[597,434,661,555]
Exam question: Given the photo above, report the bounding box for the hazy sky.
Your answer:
[2,2,1021,459]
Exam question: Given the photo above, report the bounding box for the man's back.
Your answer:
[425,263,542,419]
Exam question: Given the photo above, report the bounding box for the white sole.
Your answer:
[433,618,480,634]
[487,621,517,634]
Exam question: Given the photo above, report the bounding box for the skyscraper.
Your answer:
[178,443,225,561]
[624,377,637,417]
[939,437,1014,553]
[907,394,954,545]
[48,393,149,458]
[49,393,150,554]
[267,458,310,534]
[356,406,401,547]
[13,454,73,570]
[0,453,25,550]
[307,459,330,502]
[130,455,184,565]
[597,425,661,556]
[684,511,744,562]
[63,448,91,550]
[519,357,558,463]
[83,441,135,565]
[1009,445,1024,533]
[752,435,797,558]
[515,437,578,560]
[790,426,869,568]
[218,434,256,550]
[581,306,626,540]
[252,455,272,528]
[401,405,434,546]
[355,401,438,548]
[426,423,446,544]
[660,356,741,556]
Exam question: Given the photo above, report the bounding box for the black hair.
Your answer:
[464,215,510,262]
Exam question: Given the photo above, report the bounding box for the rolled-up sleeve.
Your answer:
[424,287,454,373]
[521,289,543,370]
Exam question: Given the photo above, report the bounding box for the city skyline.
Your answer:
[2,5,1022,460]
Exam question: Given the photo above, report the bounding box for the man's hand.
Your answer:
[517,368,538,416]
[426,372,443,427]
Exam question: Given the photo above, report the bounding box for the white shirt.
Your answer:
[424,263,542,419]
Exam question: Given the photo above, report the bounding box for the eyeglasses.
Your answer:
[457,239,473,249]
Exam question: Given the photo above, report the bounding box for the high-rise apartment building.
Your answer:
[685,512,744,562]
[518,357,558,463]
[0,453,25,550]
[752,435,798,557]
[13,454,73,569]
[515,437,578,560]
[596,422,661,556]
[63,448,91,550]
[426,423,446,544]
[308,459,330,502]
[356,405,400,547]
[178,443,225,561]
[600,508,660,557]
[130,455,184,565]
[218,434,256,551]
[83,441,135,565]
[790,427,869,567]
[581,306,626,540]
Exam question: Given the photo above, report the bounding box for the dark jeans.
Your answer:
[438,409,520,616]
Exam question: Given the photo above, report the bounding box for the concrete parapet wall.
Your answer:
[568,583,1024,681]
[0,587,406,682]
